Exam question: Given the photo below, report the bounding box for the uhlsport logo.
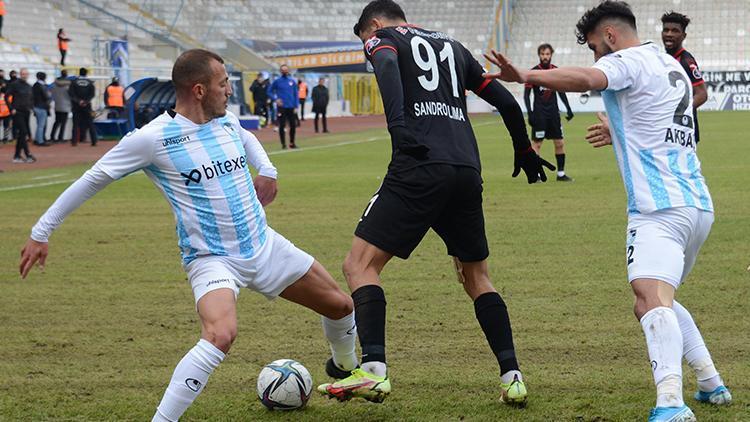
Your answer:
[180,155,248,186]
[162,135,190,147]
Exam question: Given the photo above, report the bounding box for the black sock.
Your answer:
[555,153,565,173]
[351,285,387,364]
[474,292,519,375]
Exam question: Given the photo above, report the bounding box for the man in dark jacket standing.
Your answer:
[267,64,299,149]
[32,72,51,146]
[69,67,97,146]
[249,73,269,127]
[50,70,71,143]
[311,77,329,133]
[6,68,36,162]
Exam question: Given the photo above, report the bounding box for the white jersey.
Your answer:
[93,110,275,265]
[593,43,713,215]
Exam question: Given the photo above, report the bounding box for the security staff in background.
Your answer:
[311,77,329,133]
[104,77,125,118]
[57,28,71,66]
[249,73,269,127]
[50,70,72,143]
[69,67,97,146]
[298,78,308,123]
[6,68,36,162]
[267,64,299,149]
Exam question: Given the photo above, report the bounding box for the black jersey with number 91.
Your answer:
[364,25,492,172]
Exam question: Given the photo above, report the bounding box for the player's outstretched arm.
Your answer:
[585,112,612,148]
[483,49,607,92]
[559,92,574,121]
[20,166,115,278]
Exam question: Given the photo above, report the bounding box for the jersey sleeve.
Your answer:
[592,53,637,92]
[230,114,277,179]
[461,45,492,94]
[93,128,156,180]
[680,52,704,86]
[363,31,398,63]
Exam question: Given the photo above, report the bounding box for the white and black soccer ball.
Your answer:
[256,359,313,410]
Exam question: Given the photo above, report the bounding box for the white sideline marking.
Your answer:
[0,179,77,192]
[31,173,68,180]
[268,136,384,156]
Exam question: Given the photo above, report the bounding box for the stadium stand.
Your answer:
[1,0,172,77]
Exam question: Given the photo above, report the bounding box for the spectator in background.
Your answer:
[267,64,299,149]
[50,70,71,143]
[0,84,10,143]
[69,67,97,146]
[58,29,71,66]
[32,72,51,146]
[0,69,6,86]
[298,78,308,123]
[312,77,329,133]
[104,77,125,118]
[6,68,36,163]
[249,73,269,127]
[0,0,5,39]
[8,69,18,140]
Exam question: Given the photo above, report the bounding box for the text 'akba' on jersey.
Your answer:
[363,25,493,172]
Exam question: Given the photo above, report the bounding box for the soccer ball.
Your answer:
[256,359,313,410]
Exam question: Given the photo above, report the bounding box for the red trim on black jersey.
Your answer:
[371,45,398,56]
[672,48,686,59]
[474,78,492,95]
[692,80,705,87]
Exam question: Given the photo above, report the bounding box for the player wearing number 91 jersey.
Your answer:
[317,0,554,408]
[482,2,730,420]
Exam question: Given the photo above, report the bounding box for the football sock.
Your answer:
[672,301,723,392]
[152,339,225,422]
[474,292,520,376]
[322,312,359,371]
[352,285,387,377]
[555,153,565,176]
[640,307,684,408]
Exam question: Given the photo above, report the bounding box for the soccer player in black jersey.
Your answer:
[524,43,575,181]
[318,0,554,406]
[662,11,707,143]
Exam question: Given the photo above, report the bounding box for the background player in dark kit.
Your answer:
[524,43,575,181]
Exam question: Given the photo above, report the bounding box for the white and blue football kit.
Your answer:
[593,43,713,288]
[31,110,313,301]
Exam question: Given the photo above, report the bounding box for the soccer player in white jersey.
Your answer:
[483,2,731,421]
[18,49,359,421]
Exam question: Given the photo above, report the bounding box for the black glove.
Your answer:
[390,126,429,160]
[565,111,574,121]
[513,146,556,184]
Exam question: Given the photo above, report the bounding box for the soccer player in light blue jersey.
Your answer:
[483,2,731,421]
[19,49,359,421]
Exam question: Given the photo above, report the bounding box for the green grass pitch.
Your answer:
[1,112,748,421]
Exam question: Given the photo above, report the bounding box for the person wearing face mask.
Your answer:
[6,68,36,163]
[267,64,299,149]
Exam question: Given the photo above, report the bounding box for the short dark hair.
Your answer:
[172,49,225,93]
[36,72,46,80]
[79,67,88,77]
[661,11,690,32]
[60,69,68,78]
[353,0,407,36]
[575,1,637,45]
[537,43,554,54]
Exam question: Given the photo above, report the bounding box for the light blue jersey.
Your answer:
[94,111,277,265]
[593,43,713,215]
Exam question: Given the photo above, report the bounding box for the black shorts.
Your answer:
[531,114,563,141]
[354,164,489,262]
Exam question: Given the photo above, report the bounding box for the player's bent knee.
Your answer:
[203,324,237,352]
[325,292,354,320]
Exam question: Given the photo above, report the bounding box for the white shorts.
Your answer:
[185,227,315,304]
[626,207,714,289]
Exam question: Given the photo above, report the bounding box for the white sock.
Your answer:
[557,171,565,177]
[501,370,523,384]
[640,306,684,408]
[361,361,387,378]
[322,312,358,371]
[672,301,723,392]
[152,339,225,422]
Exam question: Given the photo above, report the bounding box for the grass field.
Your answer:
[1,112,748,421]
